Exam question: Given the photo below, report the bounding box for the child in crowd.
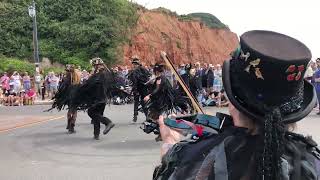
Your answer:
[25,88,36,105]
[216,89,229,107]
[6,90,20,106]
[18,90,26,106]
[202,90,218,106]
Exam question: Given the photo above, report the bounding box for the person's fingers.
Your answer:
[159,115,183,144]
[158,115,165,126]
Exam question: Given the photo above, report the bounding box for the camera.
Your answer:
[140,112,233,135]
[140,119,159,134]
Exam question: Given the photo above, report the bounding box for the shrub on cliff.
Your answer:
[152,7,178,17]
[177,13,227,29]
[0,0,138,65]
[188,13,228,29]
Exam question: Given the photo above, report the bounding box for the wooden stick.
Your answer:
[160,51,204,114]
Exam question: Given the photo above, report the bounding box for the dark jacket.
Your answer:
[153,127,320,180]
[195,69,203,88]
[201,68,207,88]
[206,69,214,88]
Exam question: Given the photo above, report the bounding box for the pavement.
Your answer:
[34,99,53,105]
[0,104,319,180]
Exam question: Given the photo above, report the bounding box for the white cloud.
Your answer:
[132,0,320,59]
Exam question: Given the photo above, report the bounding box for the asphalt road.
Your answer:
[0,104,319,180]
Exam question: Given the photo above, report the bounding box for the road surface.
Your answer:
[0,104,319,180]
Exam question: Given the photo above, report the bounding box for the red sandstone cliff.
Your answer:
[123,11,239,66]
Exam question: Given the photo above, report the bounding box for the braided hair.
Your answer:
[229,57,294,180]
[257,107,285,180]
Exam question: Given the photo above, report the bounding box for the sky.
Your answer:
[132,0,320,60]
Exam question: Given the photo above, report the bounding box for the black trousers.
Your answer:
[41,86,46,100]
[88,103,112,136]
[133,93,147,118]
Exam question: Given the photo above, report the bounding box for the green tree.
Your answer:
[0,0,138,66]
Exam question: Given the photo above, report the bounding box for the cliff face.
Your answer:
[123,11,239,66]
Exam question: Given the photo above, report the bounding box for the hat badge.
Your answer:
[244,57,264,80]
[240,50,250,61]
[286,65,305,81]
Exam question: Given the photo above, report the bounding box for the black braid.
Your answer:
[257,108,285,180]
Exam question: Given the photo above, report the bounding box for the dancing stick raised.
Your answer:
[160,51,204,114]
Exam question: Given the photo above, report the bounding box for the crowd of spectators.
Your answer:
[113,59,320,111]
[175,62,228,107]
[0,66,130,107]
[2,58,319,112]
[0,71,40,106]
[0,70,75,106]
[305,58,320,115]
[0,62,229,107]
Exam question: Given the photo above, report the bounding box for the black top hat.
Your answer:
[223,30,317,124]
[223,30,318,180]
[131,55,141,65]
[131,58,141,65]
[153,63,165,73]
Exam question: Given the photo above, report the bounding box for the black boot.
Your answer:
[132,116,137,123]
[66,119,71,130]
[94,134,99,140]
[68,124,76,134]
[103,123,115,135]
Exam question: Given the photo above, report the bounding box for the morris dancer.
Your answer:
[70,58,120,140]
[127,56,151,122]
[49,64,81,133]
[144,63,189,141]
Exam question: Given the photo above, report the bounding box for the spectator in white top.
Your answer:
[48,72,59,98]
[11,71,22,93]
[213,64,223,92]
[34,71,43,97]
[304,61,316,83]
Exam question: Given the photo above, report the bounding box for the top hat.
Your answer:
[153,63,165,73]
[131,55,141,65]
[223,30,317,124]
[90,57,104,66]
